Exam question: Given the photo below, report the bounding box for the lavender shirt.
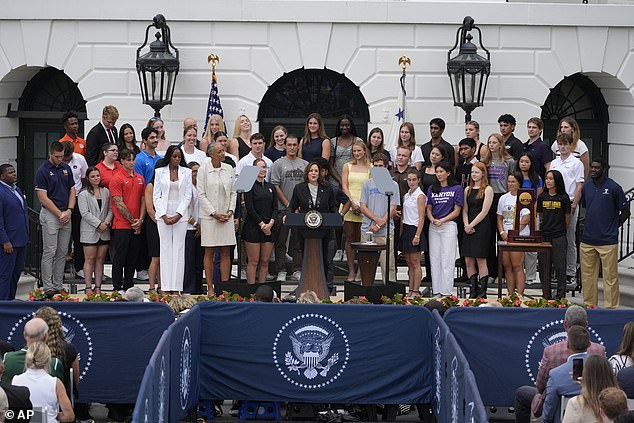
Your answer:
[426,184,464,219]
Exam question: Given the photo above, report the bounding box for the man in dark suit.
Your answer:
[0,164,28,300]
[85,105,119,166]
[1,355,33,422]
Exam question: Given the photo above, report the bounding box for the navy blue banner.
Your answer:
[168,307,200,423]
[464,370,489,423]
[444,308,634,405]
[131,349,157,423]
[198,302,434,404]
[0,301,175,402]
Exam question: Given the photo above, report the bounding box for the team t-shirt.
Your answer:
[426,184,464,219]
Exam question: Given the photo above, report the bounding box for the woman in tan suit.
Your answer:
[78,166,113,294]
[198,142,236,293]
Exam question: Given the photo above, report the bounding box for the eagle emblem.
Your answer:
[285,325,339,380]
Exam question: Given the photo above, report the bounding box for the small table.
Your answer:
[497,241,552,299]
[351,242,386,287]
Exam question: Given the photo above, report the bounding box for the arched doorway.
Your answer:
[258,68,370,142]
[14,67,86,207]
[540,73,609,161]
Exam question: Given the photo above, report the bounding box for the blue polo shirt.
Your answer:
[581,177,627,245]
[34,160,74,210]
[134,150,162,185]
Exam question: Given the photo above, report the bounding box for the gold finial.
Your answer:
[399,56,411,71]
[208,53,219,71]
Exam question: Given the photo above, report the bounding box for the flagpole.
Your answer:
[203,53,224,136]
[399,55,410,121]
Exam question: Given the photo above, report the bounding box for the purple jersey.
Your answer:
[427,184,464,219]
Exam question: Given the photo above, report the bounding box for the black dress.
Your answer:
[462,188,491,258]
[243,180,277,243]
[237,137,251,159]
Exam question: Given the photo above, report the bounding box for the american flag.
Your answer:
[384,72,407,153]
[203,69,224,135]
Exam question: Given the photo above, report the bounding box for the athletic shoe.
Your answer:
[136,270,149,280]
[76,270,85,279]
[289,271,302,281]
[333,250,343,261]
[277,271,287,282]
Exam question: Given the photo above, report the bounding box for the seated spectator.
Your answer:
[423,300,447,316]
[0,356,32,422]
[255,285,274,302]
[610,321,634,374]
[562,355,619,422]
[598,387,628,423]
[0,340,14,357]
[297,290,320,304]
[616,365,634,398]
[515,305,606,422]
[1,318,64,384]
[12,342,75,423]
[543,325,594,423]
[168,295,196,317]
[124,287,146,302]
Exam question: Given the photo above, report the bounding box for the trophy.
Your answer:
[507,188,542,243]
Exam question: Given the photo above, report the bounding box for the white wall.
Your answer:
[1,1,634,188]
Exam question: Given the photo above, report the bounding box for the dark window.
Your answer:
[541,73,609,161]
[258,68,370,143]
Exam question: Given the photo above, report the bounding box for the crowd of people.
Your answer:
[0,106,630,307]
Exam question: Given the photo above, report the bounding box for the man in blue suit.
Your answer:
[0,164,28,300]
[543,325,594,423]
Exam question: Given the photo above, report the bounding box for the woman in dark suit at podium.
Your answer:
[287,160,338,275]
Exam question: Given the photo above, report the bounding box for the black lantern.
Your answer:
[136,14,179,117]
[447,16,491,123]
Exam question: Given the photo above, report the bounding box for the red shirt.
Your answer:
[109,169,145,229]
[96,161,122,189]
[59,133,87,156]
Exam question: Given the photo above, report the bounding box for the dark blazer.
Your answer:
[288,182,338,214]
[0,183,28,248]
[0,381,33,421]
[86,122,118,166]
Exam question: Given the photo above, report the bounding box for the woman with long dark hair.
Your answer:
[299,113,331,161]
[78,166,112,294]
[517,152,543,196]
[118,123,140,155]
[153,145,192,294]
[329,115,363,187]
[537,169,570,299]
[610,321,634,374]
[366,127,391,164]
[426,162,463,296]
[402,168,426,298]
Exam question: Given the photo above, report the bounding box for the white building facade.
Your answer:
[1,0,634,203]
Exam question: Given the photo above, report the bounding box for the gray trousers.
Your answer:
[566,206,579,276]
[40,207,72,292]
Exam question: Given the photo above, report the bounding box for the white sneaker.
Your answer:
[277,271,287,282]
[136,270,149,280]
[290,271,302,281]
[241,270,247,280]
[76,270,85,279]
[342,251,347,262]
[333,250,343,261]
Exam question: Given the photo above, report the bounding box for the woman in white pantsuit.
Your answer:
[198,142,237,292]
[426,162,464,296]
[153,145,192,294]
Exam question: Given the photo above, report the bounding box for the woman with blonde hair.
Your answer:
[297,290,320,304]
[390,122,423,170]
[229,114,253,159]
[201,114,225,154]
[341,140,371,282]
[554,116,590,178]
[610,321,634,374]
[462,162,494,298]
[12,342,75,423]
[147,117,171,154]
[563,355,619,423]
[299,112,331,161]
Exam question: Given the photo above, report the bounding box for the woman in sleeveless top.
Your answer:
[389,122,424,170]
[299,112,331,162]
[462,162,494,298]
[401,168,427,298]
[329,115,362,188]
[229,114,253,159]
[341,140,371,282]
[264,125,287,162]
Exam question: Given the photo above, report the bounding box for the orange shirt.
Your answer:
[109,169,145,229]
[59,133,87,157]
[96,161,122,189]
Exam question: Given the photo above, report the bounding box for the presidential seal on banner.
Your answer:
[179,327,192,410]
[273,314,349,389]
[304,210,323,229]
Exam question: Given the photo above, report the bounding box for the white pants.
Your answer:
[157,219,188,291]
[429,221,457,295]
[566,206,579,276]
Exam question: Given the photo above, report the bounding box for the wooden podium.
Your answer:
[285,212,343,300]
[351,242,386,286]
